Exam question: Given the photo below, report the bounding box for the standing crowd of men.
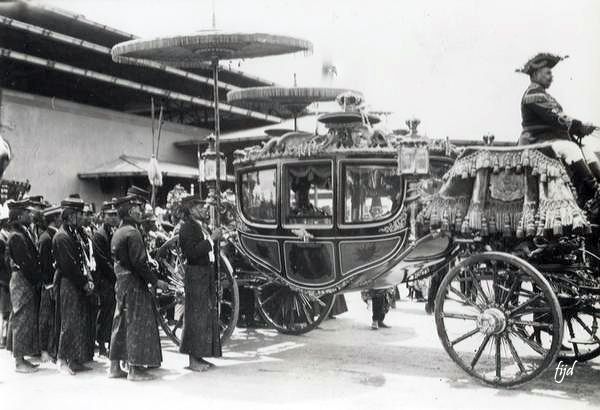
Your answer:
[0,186,222,381]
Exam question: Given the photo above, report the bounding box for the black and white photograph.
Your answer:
[0,0,599,409]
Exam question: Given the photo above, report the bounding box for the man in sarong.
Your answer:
[108,187,169,381]
[53,196,94,375]
[178,195,222,371]
[6,199,41,372]
[92,200,118,357]
[0,210,11,349]
[37,205,61,362]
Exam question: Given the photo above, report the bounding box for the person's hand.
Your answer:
[211,228,223,242]
[156,279,170,291]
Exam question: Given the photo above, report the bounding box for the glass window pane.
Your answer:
[240,168,277,223]
[285,163,333,225]
[344,165,401,223]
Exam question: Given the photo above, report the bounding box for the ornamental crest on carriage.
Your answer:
[489,171,525,202]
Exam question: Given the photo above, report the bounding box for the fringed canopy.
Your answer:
[418,145,588,237]
[112,32,313,67]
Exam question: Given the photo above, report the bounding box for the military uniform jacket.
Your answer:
[52,225,87,290]
[7,223,41,286]
[520,82,585,144]
[92,224,115,286]
[37,226,57,285]
[0,233,9,286]
[111,223,157,286]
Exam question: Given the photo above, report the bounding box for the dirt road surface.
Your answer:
[1,292,599,410]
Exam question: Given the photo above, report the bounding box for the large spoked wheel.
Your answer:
[434,252,563,387]
[155,240,239,346]
[256,282,335,335]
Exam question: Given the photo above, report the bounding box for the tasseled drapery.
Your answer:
[418,147,588,237]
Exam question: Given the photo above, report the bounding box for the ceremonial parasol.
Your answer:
[227,86,360,130]
[111,31,312,223]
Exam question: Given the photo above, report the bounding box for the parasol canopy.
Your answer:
[227,86,360,116]
[111,31,313,67]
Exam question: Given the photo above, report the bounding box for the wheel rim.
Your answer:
[434,252,563,387]
[256,283,335,335]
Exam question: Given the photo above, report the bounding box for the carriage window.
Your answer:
[240,167,277,224]
[285,163,333,225]
[344,165,401,223]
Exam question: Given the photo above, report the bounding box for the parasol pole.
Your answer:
[212,56,222,321]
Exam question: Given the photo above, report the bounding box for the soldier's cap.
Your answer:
[6,199,33,210]
[101,200,118,214]
[516,53,568,75]
[126,185,150,201]
[42,205,62,218]
[181,194,206,206]
[60,196,85,211]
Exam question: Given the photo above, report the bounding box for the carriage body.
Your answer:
[232,132,455,296]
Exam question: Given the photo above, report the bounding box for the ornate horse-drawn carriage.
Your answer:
[154,92,600,388]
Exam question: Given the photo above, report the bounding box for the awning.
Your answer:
[78,155,200,179]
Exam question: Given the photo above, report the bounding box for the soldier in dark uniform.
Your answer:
[53,196,95,375]
[37,205,61,362]
[178,195,222,371]
[6,199,41,372]
[108,187,169,381]
[91,200,118,357]
[0,209,11,349]
[517,52,598,206]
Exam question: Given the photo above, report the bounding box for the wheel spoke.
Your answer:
[448,286,483,312]
[260,288,285,307]
[502,277,522,308]
[441,312,478,321]
[467,269,489,305]
[573,315,600,343]
[450,328,480,346]
[509,319,553,330]
[495,335,502,380]
[504,334,526,373]
[471,334,491,369]
[510,328,547,356]
[509,294,543,317]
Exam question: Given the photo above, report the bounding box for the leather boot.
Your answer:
[568,160,598,205]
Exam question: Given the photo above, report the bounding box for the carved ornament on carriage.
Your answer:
[378,209,408,233]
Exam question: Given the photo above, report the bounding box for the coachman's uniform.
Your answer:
[92,222,116,347]
[178,212,221,359]
[53,223,94,364]
[109,222,162,367]
[7,221,41,358]
[37,222,58,358]
[519,83,590,145]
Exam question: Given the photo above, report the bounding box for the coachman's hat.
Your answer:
[42,205,62,218]
[180,194,205,206]
[516,52,568,75]
[27,195,50,209]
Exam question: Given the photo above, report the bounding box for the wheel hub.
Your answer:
[476,308,507,335]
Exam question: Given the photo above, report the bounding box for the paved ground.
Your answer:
[1,291,599,410]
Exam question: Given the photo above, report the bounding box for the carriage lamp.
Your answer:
[199,134,228,184]
[398,143,429,175]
